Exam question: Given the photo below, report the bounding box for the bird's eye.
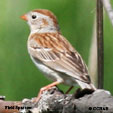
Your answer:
[32,15,37,19]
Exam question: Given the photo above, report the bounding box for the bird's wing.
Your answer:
[28,33,90,83]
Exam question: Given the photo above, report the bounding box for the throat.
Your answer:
[31,27,58,34]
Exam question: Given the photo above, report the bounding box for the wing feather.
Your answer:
[28,33,90,83]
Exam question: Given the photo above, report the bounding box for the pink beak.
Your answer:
[21,14,28,21]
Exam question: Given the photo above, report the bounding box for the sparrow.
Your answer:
[21,9,96,101]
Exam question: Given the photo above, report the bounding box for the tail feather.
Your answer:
[76,80,97,90]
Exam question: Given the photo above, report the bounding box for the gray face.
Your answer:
[26,11,57,33]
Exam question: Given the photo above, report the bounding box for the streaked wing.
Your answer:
[28,33,90,83]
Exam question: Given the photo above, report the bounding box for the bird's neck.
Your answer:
[30,27,59,34]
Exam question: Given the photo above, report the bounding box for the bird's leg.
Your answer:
[35,81,62,102]
[65,86,74,94]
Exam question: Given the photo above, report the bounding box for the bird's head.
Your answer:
[21,9,59,33]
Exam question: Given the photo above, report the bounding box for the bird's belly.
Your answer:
[30,56,77,86]
[30,56,62,81]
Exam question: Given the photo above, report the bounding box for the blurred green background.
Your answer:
[0,0,113,100]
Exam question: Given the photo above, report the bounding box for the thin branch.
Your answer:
[97,0,104,89]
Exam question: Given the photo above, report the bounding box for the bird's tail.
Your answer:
[76,80,97,90]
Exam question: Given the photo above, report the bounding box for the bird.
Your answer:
[21,9,96,101]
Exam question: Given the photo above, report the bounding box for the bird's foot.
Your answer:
[33,81,61,103]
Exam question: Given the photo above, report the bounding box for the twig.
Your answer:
[97,0,104,89]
